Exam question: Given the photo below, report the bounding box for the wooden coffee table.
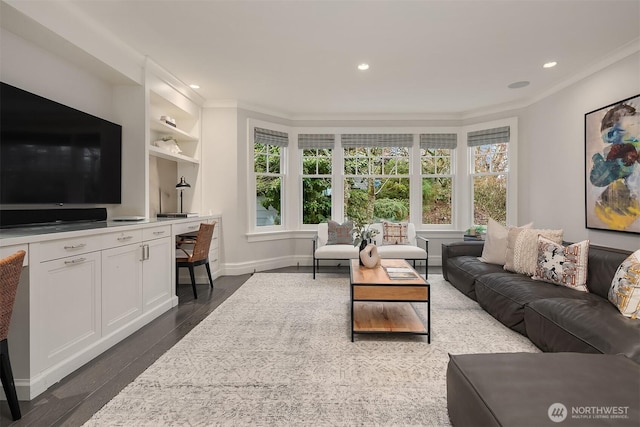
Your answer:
[349,259,430,342]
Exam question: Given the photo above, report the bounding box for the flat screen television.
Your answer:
[0,82,122,204]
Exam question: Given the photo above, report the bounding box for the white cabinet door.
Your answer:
[142,236,172,312]
[101,243,143,336]
[39,252,101,370]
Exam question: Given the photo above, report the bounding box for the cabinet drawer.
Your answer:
[0,244,29,266]
[102,230,143,249]
[173,220,205,235]
[143,225,171,241]
[39,236,102,262]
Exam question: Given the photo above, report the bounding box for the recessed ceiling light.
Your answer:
[543,61,557,69]
[357,63,370,71]
[189,84,200,89]
[508,81,530,89]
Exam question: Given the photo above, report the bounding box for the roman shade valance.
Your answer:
[467,126,510,147]
[298,134,335,149]
[341,134,414,148]
[254,127,289,147]
[420,133,458,150]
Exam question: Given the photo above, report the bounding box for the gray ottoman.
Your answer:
[447,352,640,427]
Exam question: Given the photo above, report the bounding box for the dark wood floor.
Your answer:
[1,264,433,426]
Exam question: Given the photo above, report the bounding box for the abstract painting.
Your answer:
[585,94,640,234]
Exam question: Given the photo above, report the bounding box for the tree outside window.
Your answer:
[254,127,288,227]
[343,136,412,224]
[421,134,456,225]
[301,147,332,224]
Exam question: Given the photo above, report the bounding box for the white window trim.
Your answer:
[463,117,518,227]
[247,119,291,233]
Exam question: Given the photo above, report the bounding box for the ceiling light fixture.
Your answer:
[543,61,557,69]
[357,63,369,71]
[508,81,530,89]
[189,84,200,89]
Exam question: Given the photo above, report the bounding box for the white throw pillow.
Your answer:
[532,236,590,292]
[609,249,640,319]
[478,219,532,265]
[504,228,564,276]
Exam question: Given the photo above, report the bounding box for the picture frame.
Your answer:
[584,94,640,234]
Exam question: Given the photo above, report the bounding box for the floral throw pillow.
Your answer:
[326,220,353,245]
[608,249,640,319]
[382,221,408,245]
[533,236,590,292]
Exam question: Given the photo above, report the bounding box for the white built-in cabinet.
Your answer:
[38,250,102,371]
[146,61,203,218]
[15,219,184,399]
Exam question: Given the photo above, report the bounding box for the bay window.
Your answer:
[254,127,288,227]
[342,134,412,224]
[420,133,456,225]
[299,134,334,224]
[468,126,510,225]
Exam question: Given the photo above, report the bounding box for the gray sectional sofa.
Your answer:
[442,240,640,426]
[441,240,640,362]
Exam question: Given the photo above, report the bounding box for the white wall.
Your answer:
[0,28,114,122]
[521,53,640,251]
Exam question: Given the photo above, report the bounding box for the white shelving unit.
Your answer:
[146,62,204,217]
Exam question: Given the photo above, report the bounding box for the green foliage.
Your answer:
[374,198,409,222]
[473,175,507,224]
[302,178,331,224]
[256,176,281,224]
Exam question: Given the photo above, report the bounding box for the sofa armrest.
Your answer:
[416,235,429,253]
[442,241,484,258]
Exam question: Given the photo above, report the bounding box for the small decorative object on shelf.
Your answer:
[160,115,177,127]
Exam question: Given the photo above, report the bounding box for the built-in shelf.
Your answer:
[149,146,200,164]
[150,119,198,142]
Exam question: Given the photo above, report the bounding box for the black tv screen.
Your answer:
[0,82,122,204]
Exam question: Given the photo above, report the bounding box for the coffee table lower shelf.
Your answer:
[352,301,428,337]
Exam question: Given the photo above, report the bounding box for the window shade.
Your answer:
[298,134,335,149]
[420,133,458,150]
[467,126,510,147]
[254,127,289,147]
[341,134,413,148]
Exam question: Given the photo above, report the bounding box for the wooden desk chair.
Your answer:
[176,222,216,299]
[1,250,26,421]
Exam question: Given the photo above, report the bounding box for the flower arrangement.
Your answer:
[351,222,379,247]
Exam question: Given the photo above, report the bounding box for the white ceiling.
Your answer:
[65,0,640,117]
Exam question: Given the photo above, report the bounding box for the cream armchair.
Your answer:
[312,222,429,279]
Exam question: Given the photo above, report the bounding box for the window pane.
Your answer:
[254,154,267,173]
[422,156,436,174]
[473,174,506,225]
[268,155,280,173]
[256,176,281,226]
[422,177,452,224]
[302,157,316,175]
[344,177,410,224]
[302,178,331,224]
[474,143,508,173]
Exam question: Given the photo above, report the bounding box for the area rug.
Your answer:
[84,273,539,426]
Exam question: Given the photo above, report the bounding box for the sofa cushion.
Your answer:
[326,220,353,245]
[314,244,359,259]
[585,245,633,299]
[504,227,563,276]
[447,352,640,427]
[533,237,590,292]
[475,272,594,335]
[444,256,505,301]
[377,244,426,260]
[609,249,640,319]
[525,298,640,363]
